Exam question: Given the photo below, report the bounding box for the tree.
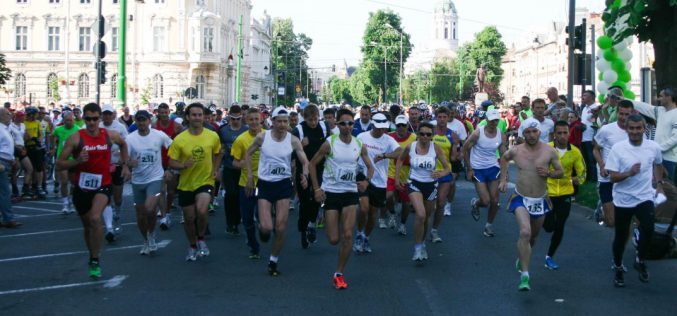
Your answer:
[360,9,413,104]
[457,26,507,101]
[349,64,380,105]
[403,70,430,104]
[0,53,11,85]
[271,18,313,107]
[140,81,151,106]
[602,0,677,89]
[49,76,61,102]
[327,76,353,105]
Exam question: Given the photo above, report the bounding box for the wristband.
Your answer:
[314,188,322,192]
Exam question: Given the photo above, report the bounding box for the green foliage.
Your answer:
[457,26,507,89]
[272,18,313,107]
[0,53,11,85]
[349,64,379,105]
[603,0,677,42]
[327,76,353,105]
[429,59,462,103]
[402,70,430,103]
[140,81,151,106]
[49,77,60,102]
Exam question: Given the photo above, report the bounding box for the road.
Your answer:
[1,174,675,315]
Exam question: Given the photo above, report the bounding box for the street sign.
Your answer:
[277,87,285,96]
[185,87,197,99]
[93,41,106,59]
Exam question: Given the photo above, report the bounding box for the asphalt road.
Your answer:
[1,175,676,315]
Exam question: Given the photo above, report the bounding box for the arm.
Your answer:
[573,150,586,185]
[291,136,309,189]
[56,132,82,171]
[310,141,331,202]
[110,131,130,180]
[450,132,460,161]
[547,148,564,179]
[498,148,514,192]
[659,127,677,153]
[361,145,375,181]
[395,144,411,189]
[433,143,451,179]
[49,131,58,156]
[244,134,264,193]
[462,130,479,180]
[212,138,222,180]
[630,99,657,120]
[654,163,665,195]
[592,140,608,177]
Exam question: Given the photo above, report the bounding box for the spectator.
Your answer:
[580,90,599,182]
[567,110,584,149]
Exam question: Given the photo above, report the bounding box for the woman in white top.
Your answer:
[245,107,309,276]
[310,108,374,290]
[395,122,451,262]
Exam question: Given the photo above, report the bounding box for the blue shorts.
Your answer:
[472,166,500,183]
[507,192,551,218]
[437,173,454,184]
[598,182,613,204]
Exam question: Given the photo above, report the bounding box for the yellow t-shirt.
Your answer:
[387,132,416,182]
[432,129,453,171]
[231,129,265,187]
[24,120,41,147]
[168,129,221,191]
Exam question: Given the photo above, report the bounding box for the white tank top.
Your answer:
[470,126,501,169]
[322,134,362,193]
[408,141,436,183]
[257,130,293,182]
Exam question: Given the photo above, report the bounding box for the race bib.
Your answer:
[335,167,356,183]
[412,157,435,171]
[79,172,102,190]
[139,151,156,165]
[265,164,288,177]
[523,196,545,216]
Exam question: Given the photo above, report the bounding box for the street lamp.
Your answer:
[385,23,403,106]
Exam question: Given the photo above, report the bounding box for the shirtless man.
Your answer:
[499,118,564,291]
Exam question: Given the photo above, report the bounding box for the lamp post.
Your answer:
[385,23,403,105]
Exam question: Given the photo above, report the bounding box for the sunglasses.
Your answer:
[396,123,407,127]
[338,121,355,126]
[84,116,100,122]
[418,132,433,137]
[373,119,388,123]
[229,116,242,120]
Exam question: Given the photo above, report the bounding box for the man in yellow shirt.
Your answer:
[24,107,46,199]
[231,107,265,259]
[168,103,222,261]
[385,115,416,235]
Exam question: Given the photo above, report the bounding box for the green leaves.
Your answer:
[0,53,11,85]
[271,18,313,106]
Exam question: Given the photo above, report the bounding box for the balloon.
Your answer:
[613,42,627,51]
[612,59,626,72]
[625,61,632,71]
[597,36,613,49]
[603,49,618,61]
[597,81,610,94]
[618,70,631,83]
[598,72,604,81]
[603,70,618,84]
[596,58,611,72]
[624,36,634,46]
[612,0,621,9]
[596,49,603,59]
[618,48,633,61]
[598,94,606,104]
[612,81,627,90]
[624,90,636,100]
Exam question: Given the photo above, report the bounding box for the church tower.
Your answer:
[431,0,459,51]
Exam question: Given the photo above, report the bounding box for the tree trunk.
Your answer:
[650,5,677,90]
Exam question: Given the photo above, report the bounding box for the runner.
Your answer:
[50,111,79,214]
[463,109,507,237]
[56,102,130,278]
[23,107,47,199]
[386,115,416,235]
[429,106,459,243]
[126,110,173,255]
[168,103,222,261]
[396,122,451,262]
[309,108,374,289]
[244,106,310,276]
[354,112,403,253]
[100,105,129,242]
[0,108,21,228]
[543,120,586,269]
[217,104,247,235]
[154,103,182,230]
[499,117,563,291]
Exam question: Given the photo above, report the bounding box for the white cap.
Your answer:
[486,109,500,121]
[518,117,541,137]
[372,113,390,129]
[395,115,408,125]
[271,106,290,118]
[102,105,115,113]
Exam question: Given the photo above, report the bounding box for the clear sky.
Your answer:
[250,0,605,67]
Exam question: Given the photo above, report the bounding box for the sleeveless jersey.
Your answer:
[72,128,112,190]
[155,119,177,169]
[257,130,293,182]
[322,134,362,193]
[408,141,436,183]
[470,126,502,169]
[432,127,453,171]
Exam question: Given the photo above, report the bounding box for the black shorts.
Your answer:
[111,165,124,186]
[73,185,112,215]
[177,185,214,207]
[14,146,27,160]
[451,160,463,174]
[598,182,613,204]
[257,178,293,203]
[27,147,45,172]
[360,184,386,208]
[323,191,359,212]
[408,180,438,201]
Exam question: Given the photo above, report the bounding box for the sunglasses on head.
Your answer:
[338,121,354,126]
[418,132,433,137]
[84,116,99,122]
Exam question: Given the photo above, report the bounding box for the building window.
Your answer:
[153,26,165,52]
[196,75,205,99]
[15,73,26,98]
[196,0,205,6]
[16,26,28,51]
[152,74,164,98]
[453,28,456,40]
[78,73,89,98]
[444,28,448,39]
[17,0,28,3]
[111,74,117,98]
[49,0,61,3]
[111,27,118,51]
[203,27,214,52]
[155,0,165,3]
[48,26,61,51]
[80,0,91,4]
[47,73,57,98]
[113,0,118,4]
[79,27,91,51]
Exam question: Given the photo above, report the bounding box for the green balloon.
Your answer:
[618,71,631,82]
[611,59,626,72]
[598,94,606,103]
[612,81,627,90]
[624,90,636,100]
[612,0,621,9]
[599,72,604,81]
[603,49,617,61]
[597,36,613,49]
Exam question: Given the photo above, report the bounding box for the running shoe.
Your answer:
[378,218,387,229]
[397,223,407,236]
[197,240,210,257]
[421,246,428,260]
[268,261,280,276]
[613,265,625,287]
[444,202,452,216]
[516,258,522,273]
[139,242,150,256]
[333,274,348,289]
[483,226,495,237]
[148,233,158,252]
[430,229,442,243]
[105,230,116,243]
[248,251,261,260]
[610,260,628,272]
[62,205,69,215]
[471,198,480,221]
[52,182,59,194]
[160,215,171,230]
[208,203,215,214]
[412,247,424,261]
[301,230,309,249]
[68,204,76,214]
[634,260,650,283]
[353,234,364,253]
[518,275,530,291]
[186,247,198,261]
[362,238,372,253]
[387,213,397,229]
[307,227,317,244]
[88,261,102,278]
[156,209,162,217]
[545,256,559,270]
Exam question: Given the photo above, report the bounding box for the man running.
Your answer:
[168,103,222,261]
[309,108,374,289]
[429,107,459,243]
[154,103,182,230]
[463,109,507,237]
[126,110,173,255]
[499,118,563,291]
[56,102,129,278]
[387,115,416,235]
[50,111,79,214]
[218,104,247,235]
[100,105,129,242]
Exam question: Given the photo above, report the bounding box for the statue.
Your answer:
[475,64,487,93]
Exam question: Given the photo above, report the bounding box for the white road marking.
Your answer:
[14,213,64,218]
[0,240,171,263]
[13,206,63,213]
[415,279,445,316]
[23,201,63,206]
[0,222,137,238]
[0,275,129,295]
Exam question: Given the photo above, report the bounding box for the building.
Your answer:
[246,12,273,106]
[404,0,459,75]
[1,0,260,109]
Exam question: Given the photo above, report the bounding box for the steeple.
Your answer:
[432,0,459,51]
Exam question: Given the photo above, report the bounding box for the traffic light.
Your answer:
[98,61,107,84]
[565,19,586,52]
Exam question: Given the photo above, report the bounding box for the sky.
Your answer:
[250,0,605,68]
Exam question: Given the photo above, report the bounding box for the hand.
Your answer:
[572,177,580,186]
[121,165,131,182]
[129,159,138,168]
[536,166,549,177]
[164,170,173,182]
[314,188,325,203]
[373,154,385,164]
[395,179,401,191]
[498,180,507,193]
[183,157,194,169]
[466,169,474,182]
[300,175,308,189]
[245,177,255,197]
[77,151,89,164]
[657,184,665,196]
[302,137,309,147]
[431,170,444,179]
[358,180,368,193]
[599,164,609,178]
[629,163,641,176]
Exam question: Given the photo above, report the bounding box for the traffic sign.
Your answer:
[93,41,106,59]
[277,87,285,96]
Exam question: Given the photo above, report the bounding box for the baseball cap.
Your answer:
[134,110,152,120]
[486,109,500,121]
[519,118,541,136]
[102,105,115,113]
[372,113,389,129]
[16,111,25,117]
[395,115,408,125]
[272,106,290,118]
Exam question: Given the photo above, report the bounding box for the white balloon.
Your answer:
[596,49,603,59]
[597,81,609,94]
[624,36,634,46]
[603,70,618,84]
[596,58,611,72]
[618,48,633,61]
[613,42,627,51]
[625,61,632,71]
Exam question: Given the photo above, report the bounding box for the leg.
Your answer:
[365,205,378,236]
[515,208,533,272]
[239,187,259,254]
[135,202,147,239]
[84,193,110,259]
[337,206,357,273]
[270,199,291,257]
[356,196,369,232]
[432,182,450,229]
[409,192,426,244]
[194,192,211,238]
[325,209,340,246]
[257,199,274,241]
[182,204,197,245]
[612,206,634,266]
[144,188,162,236]
[0,165,15,223]
[633,201,655,262]
[602,202,615,227]
[487,181,500,224]
[547,196,571,257]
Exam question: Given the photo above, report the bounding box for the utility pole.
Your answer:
[566,0,575,108]
[579,18,587,98]
[95,0,104,105]
[117,0,127,107]
[235,15,243,103]
[590,24,596,93]
[384,46,387,104]
[399,32,403,105]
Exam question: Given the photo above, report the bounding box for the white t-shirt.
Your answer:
[357,131,400,188]
[518,117,554,143]
[593,122,628,183]
[100,120,128,164]
[126,129,172,184]
[430,119,468,141]
[605,139,662,208]
[580,104,597,142]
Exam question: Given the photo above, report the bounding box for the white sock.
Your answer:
[521,271,529,278]
[269,255,279,263]
[307,222,316,229]
[485,223,492,228]
[103,206,113,230]
[415,243,423,250]
[62,197,69,206]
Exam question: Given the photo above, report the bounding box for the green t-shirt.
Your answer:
[478,118,507,134]
[74,119,85,128]
[53,125,79,159]
[518,109,533,122]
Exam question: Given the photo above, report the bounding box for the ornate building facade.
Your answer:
[404,0,459,75]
